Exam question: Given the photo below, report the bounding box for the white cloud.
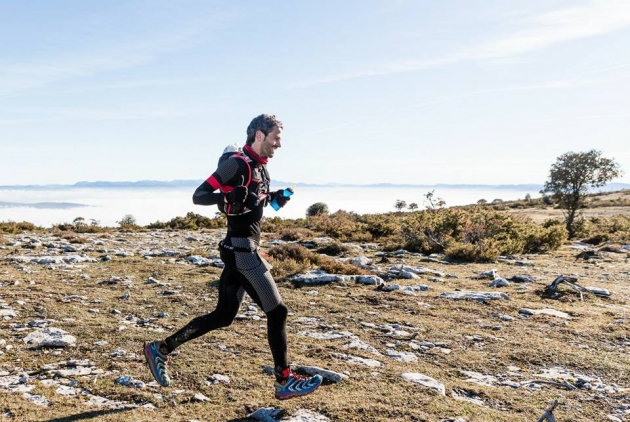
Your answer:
[467,0,630,60]
[0,12,227,97]
[290,0,630,88]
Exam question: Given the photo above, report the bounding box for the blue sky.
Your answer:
[1,0,629,186]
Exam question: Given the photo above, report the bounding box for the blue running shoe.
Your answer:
[143,341,171,387]
[274,370,322,400]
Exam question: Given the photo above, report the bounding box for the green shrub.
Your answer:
[262,216,307,234]
[267,243,315,263]
[266,242,368,279]
[0,221,40,234]
[307,211,372,242]
[269,258,310,280]
[579,215,630,244]
[398,207,567,261]
[306,202,329,217]
[316,255,370,276]
[147,212,225,230]
[317,241,351,256]
[445,239,501,262]
[279,227,315,241]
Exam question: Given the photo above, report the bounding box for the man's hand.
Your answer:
[270,189,291,208]
[225,176,248,204]
[245,191,261,210]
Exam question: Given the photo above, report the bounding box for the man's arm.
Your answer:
[192,157,243,206]
[192,181,223,205]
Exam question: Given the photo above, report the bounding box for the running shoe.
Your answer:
[274,370,323,400]
[143,341,171,387]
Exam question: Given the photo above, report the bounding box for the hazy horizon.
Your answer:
[0,184,547,227]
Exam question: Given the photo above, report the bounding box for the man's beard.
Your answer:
[263,141,275,158]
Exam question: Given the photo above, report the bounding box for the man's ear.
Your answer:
[255,130,266,143]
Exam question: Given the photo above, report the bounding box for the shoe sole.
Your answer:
[275,382,322,400]
[143,342,170,387]
[275,391,316,400]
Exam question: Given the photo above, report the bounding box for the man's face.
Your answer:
[259,126,282,158]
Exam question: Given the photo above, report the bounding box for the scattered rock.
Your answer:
[23,327,76,348]
[519,308,571,319]
[295,365,348,382]
[439,291,509,301]
[402,373,445,395]
[206,374,230,385]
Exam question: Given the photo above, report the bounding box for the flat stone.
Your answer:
[402,373,445,395]
[295,365,348,383]
[282,409,331,422]
[488,278,510,288]
[344,339,381,356]
[248,407,283,421]
[355,275,385,286]
[297,331,354,340]
[191,393,209,402]
[440,291,509,301]
[24,393,51,407]
[23,327,76,348]
[519,308,570,319]
[585,286,611,297]
[0,309,17,318]
[461,370,498,387]
[451,389,485,406]
[331,353,383,368]
[385,349,417,362]
[206,374,230,385]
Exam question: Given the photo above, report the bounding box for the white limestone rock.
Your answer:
[519,308,571,319]
[439,291,509,301]
[23,327,76,348]
[295,365,348,383]
[402,373,445,395]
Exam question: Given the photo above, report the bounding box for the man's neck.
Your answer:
[243,144,268,165]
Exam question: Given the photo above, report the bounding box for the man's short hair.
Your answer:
[246,114,283,146]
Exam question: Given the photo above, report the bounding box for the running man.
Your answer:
[143,114,322,400]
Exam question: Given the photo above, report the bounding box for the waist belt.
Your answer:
[219,240,258,253]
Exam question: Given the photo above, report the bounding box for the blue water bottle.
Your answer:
[270,186,295,211]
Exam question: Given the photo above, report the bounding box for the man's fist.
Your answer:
[226,176,248,204]
[270,189,291,208]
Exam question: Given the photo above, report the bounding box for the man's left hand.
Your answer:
[270,190,291,208]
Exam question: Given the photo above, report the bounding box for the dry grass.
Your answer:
[0,230,628,421]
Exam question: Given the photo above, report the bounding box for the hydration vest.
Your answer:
[217,145,270,216]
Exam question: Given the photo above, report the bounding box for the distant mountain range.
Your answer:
[0,201,88,209]
[1,180,629,192]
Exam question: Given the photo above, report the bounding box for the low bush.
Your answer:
[266,243,369,279]
[53,217,104,233]
[317,242,351,257]
[579,215,630,244]
[397,207,568,261]
[148,212,225,230]
[262,216,308,234]
[267,243,314,263]
[0,221,41,234]
[278,227,315,241]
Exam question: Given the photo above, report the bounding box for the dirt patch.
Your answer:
[507,206,630,224]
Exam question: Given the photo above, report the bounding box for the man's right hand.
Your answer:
[225,176,248,204]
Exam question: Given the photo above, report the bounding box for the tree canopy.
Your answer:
[542,149,622,238]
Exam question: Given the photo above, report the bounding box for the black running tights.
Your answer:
[163,256,288,370]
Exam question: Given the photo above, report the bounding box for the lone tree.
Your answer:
[306,202,329,217]
[408,202,418,211]
[542,149,622,238]
[394,199,407,212]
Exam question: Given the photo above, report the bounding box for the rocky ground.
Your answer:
[0,229,628,421]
